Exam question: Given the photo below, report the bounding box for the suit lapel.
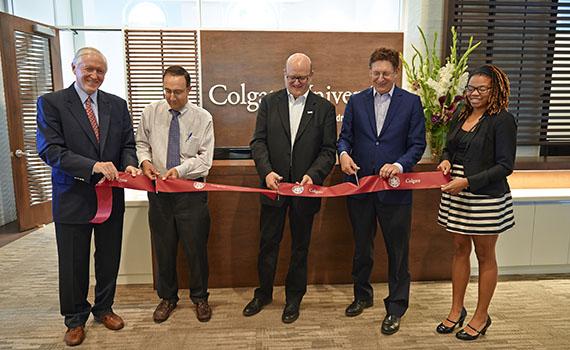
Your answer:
[277,89,291,140]
[294,91,316,143]
[65,85,99,150]
[364,88,377,137]
[97,91,111,155]
[379,86,402,139]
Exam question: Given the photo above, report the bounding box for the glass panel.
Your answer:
[12,0,56,26]
[84,31,127,98]
[200,0,400,31]
[59,0,398,30]
[0,49,17,224]
[78,0,200,28]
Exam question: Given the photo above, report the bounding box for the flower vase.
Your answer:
[427,128,446,163]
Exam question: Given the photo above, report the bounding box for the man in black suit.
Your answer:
[36,47,138,346]
[244,53,337,323]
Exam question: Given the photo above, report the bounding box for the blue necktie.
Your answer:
[166,109,181,169]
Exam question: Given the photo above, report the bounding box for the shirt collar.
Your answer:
[166,100,189,116]
[287,89,310,103]
[373,84,395,98]
[74,82,98,105]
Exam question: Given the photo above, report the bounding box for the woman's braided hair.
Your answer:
[460,64,510,119]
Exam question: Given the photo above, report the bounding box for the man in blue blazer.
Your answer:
[36,47,138,346]
[337,48,426,335]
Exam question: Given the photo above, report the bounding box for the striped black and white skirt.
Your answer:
[437,164,515,235]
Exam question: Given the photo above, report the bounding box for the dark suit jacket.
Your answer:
[250,89,337,214]
[442,109,517,196]
[337,86,426,205]
[36,84,138,224]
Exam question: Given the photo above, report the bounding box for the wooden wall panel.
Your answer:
[200,31,403,147]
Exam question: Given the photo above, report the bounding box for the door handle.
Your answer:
[13,149,30,158]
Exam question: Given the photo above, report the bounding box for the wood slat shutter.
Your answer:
[124,29,200,131]
[448,0,570,155]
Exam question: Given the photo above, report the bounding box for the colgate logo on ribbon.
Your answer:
[388,176,401,188]
[291,185,305,194]
[193,182,206,190]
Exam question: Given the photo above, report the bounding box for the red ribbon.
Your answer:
[90,171,450,224]
[90,174,155,224]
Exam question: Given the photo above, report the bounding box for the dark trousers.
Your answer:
[347,195,412,317]
[254,202,315,306]
[148,191,210,304]
[55,209,124,328]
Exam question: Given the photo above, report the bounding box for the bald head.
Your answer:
[285,53,312,72]
[284,53,313,98]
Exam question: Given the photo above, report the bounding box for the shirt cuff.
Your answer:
[394,162,403,173]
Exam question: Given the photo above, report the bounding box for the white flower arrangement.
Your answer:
[402,26,480,159]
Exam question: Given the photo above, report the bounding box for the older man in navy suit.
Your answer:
[337,47,426,335]
[37,47,139,346]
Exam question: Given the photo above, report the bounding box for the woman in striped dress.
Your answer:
[435,65,517,341]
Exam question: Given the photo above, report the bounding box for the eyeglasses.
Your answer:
[465,85,491,94]
[286,75,310,83]
[164,88,187,97]
[369,70,395,79]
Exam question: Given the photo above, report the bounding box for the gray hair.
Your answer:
[72,47,107,68]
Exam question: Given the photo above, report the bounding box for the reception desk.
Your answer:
[104,160,570,286]
[171,160,454,288]
[476,170,570,275]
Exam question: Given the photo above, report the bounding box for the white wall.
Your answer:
[401,0,445,89]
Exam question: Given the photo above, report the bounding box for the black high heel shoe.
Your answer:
[456,316,492,341]
[436,307,467,334]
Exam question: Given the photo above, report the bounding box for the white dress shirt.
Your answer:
[288,89,310,150]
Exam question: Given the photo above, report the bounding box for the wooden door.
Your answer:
[0,13,63,231]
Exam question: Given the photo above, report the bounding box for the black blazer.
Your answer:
[442,109,517,196]
[36,84,138,224]
[250,89,337,214]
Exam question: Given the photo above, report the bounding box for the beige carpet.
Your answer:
[0,224,569,349]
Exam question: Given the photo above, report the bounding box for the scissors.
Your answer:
[354,166,360,186]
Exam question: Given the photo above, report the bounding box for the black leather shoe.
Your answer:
[345,299,373,317]
[436,307,467,334]
[282,303,300,324]
[381,314,401,335]
[456,316,492,341]
[243,297,270,317]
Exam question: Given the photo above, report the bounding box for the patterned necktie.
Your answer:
[166,109,181,169]
[85,97,99,141]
